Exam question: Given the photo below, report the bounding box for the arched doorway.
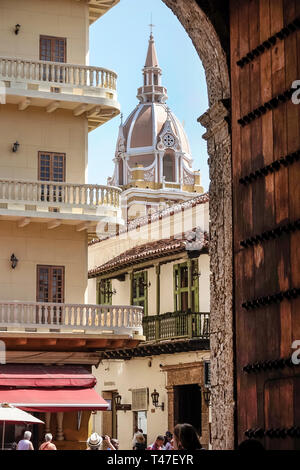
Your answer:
[161,0,233,450]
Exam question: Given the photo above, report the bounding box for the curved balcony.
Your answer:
[0,57,120,131]
[0,178,123,235]
[0,301,144,352]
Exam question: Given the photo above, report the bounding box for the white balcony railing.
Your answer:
[0,56,117,91]
[0,178,121,213]
[0,301,143,336]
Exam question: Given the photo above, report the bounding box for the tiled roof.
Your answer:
[89,192,209,246]
[88,229,209,278]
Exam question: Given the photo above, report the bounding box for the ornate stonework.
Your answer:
[162,0,234,450]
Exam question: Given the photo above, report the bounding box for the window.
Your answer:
[40,36,66,62]
[132,271,148,315]
[163,153,174,182]
[174,260,199,312]
[98,279,113,305]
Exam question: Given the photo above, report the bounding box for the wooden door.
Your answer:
[38,151,65,203]
[230,0,300,449]
[40,35,66,82]
[37,266,64,323]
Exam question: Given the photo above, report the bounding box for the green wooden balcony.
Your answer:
[142,311,210,342]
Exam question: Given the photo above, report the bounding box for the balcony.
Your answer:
[0,301,144,351]
[142,311,210,342]
[0,178,123,236]
[0,57,120,131]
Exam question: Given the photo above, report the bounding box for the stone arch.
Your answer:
[162,0,234,450]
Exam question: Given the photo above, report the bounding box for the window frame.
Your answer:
[97,278,113,306]
[173,260,199,312]
[39,35,67,63]
[132,271,148,316]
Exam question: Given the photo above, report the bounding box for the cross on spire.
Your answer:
[149,13,155,36]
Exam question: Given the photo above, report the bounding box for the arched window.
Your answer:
[118,159,123,185]
[163,153,174,182]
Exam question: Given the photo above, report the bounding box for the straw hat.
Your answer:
[87,433,102,449]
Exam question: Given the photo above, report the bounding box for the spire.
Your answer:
[145,32,159,68]
[137,31,168,104]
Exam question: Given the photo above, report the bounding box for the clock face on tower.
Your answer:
[163,133,175,147]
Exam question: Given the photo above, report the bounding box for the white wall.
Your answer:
[93,350,210,450]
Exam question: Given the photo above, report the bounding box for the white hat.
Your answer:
[87,433,102,449]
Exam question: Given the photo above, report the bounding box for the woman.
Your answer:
[134,433,146,450]
[173,424,202,451]
[163,431,173,450]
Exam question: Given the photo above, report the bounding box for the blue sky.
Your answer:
[88,0,209,191]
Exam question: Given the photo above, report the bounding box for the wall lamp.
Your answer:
[12,141,20,153]
[203,387,211,405]
[14,24,21,35]
[10,254,18,269]
[151,389,164,411]
[113,394,131,411]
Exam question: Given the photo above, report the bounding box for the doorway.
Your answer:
[174,384,202,435]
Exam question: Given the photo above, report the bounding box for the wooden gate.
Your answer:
[230,0,300,449]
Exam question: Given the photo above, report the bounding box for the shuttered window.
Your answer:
[131,388,148,412]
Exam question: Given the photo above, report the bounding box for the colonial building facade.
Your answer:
[0,0,144,450]
[89,191,211,449]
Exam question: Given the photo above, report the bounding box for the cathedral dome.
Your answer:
[108,32,203,218]
[120,102,191,163]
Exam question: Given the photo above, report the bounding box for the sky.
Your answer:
[88,0,209,191]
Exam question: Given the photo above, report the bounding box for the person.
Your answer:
[163,431,173,450]
[132,426,142,449]
[101,435,116,450]
[110,438,119,450]
[86,432,102,450]
[238,439,265,451]
[134,433,146,450]
[17,430,34,450]
[39,433,57,450]
[147,435,164,450]
[173,423,202,450]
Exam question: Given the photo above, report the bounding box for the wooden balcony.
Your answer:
[0,178,123,235]
[0,57,120,130]
[142,311,210,342]
[0,301,144,352]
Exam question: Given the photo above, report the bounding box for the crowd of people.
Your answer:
[12,424,265,451]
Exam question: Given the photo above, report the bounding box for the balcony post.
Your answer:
[155,263,160,315]
[187,311,193,338]
[187,259,192,310]
[155,316,160,340]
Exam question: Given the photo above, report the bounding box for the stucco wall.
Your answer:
[0,105,88,183]
[92,350,210,450]
[0,0,89,64]
[0,220,87,303]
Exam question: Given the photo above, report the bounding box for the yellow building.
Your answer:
[88,195,211,449]
[0,0,144,450]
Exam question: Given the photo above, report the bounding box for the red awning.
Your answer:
[0,388,108,413]
[0,365,108,412]
[0,365,96,388]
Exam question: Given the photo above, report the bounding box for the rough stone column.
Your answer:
[165,385,174,431]
[198,101,234,450]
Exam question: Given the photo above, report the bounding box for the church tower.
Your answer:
[108,32,204,220]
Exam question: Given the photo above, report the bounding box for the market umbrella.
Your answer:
[0,402,44,450]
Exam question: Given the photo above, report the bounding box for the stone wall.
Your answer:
[162,0,234,449]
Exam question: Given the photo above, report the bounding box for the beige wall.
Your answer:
[89,201,209,270]
[0,220,87,303]
[89,253,210,315]
[0,0,89,64]
[92,350,210,450]
[0,105,88,183]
